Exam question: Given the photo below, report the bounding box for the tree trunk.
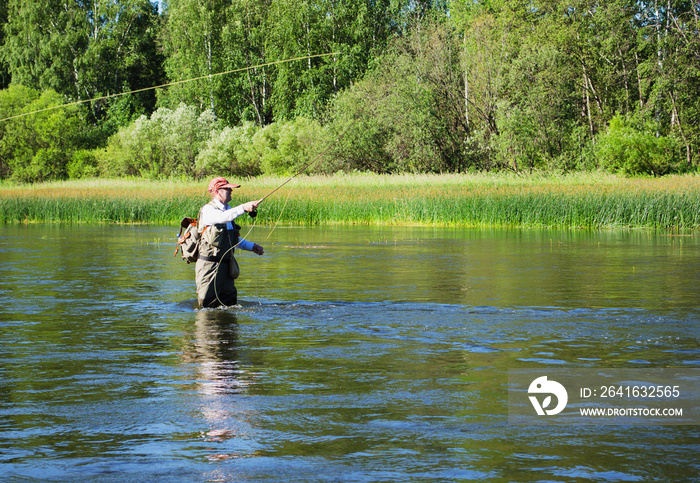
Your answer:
[582,66,594,141]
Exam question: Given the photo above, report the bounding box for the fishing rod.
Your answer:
[210,121,353,307]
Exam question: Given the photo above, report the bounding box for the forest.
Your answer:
[0,0,698,182]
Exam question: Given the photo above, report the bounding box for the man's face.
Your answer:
[216,187,232,205]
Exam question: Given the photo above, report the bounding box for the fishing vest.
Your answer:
[197,203,241,264]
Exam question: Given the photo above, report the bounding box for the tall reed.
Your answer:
[1,173,698,230]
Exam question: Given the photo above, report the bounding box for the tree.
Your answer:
[326,19,472,173]
[1,0,164,129]
[0,86,85,181]
[161,0,228,114]
[636,0,700,167]
[496,1,585,170]
[219,0,272,126]
[162,0,416,125]
[0,0,9,88]
[266,0,417,122]
[450,0,509,140]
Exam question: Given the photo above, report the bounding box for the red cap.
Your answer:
[208,177,241,192]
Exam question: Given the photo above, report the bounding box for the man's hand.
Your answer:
[242,199,262,213]
[252,244,264,255]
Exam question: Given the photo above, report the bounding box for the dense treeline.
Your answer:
[0,0,698,182]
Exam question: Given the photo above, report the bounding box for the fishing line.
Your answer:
[266,181,295,241]
[0,52,340,123]
[249,118,355,239]
[209,120,354,307]
[259,121,354,204]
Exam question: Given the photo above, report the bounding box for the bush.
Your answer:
[324,21,471,174]
[195,122,262,177]
[321,83,391,173]
[247,118,325,176]
[262,117,325,175]
[96,104,220,178]
[95,114,157,177]
[597,115,680,176]
[493,105,543,171]
[0,86,85,182]
[67,150,99,179]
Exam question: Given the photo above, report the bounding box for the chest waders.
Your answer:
[195,213,242,308]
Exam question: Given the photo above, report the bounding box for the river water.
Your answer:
[0,224,698,482]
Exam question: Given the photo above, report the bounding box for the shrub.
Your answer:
[96,103,220,178]
[597,115,680,176]
[493,106,543,171]
[249,118,325,176]
[195,122,262,177]
[95,114,158,177]
[265,117,325,175]
[156,104,219,175]
[324,21,470,174]
[322,83,391,173]
[67,150,99,179]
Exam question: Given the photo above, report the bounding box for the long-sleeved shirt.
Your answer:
[199,199,255,251]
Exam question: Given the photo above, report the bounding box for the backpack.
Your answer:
[174,217,201,263]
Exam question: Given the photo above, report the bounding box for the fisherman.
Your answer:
[196,177,264,308]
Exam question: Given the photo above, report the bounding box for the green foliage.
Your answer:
[0,85,38,177]
[67,150,99,179]
[195,122,262,177]
[162,0,416,125]
[216,0,271,126]
[1,0,163,128]
[197,117,326,177]
[258,117,325,175]
[97,106,326,178]
[322,79,392,173]
[0,0,8,89]
[96,104,220,178]
[1,0,699,179]
[326,20,477,174]
[160,0,227,114]
[0,86,85,182]
[493,105,543,171]
[96,115,157,177]
[596,115,680,176]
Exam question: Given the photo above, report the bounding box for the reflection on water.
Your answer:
[186,310,260,461]
[0,224,698,481]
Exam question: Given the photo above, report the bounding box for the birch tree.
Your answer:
[1,0,162,124]
[162,0,227,113]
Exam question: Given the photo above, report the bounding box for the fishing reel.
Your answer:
[249,208,257,218]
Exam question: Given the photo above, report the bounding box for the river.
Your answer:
[1,224,698,481]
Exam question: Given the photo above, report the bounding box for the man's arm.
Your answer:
[200,199,261,227]
[237,238,264,255]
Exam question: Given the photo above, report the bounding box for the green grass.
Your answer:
[1,172,699,230]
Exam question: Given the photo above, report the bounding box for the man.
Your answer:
[196,177,264,308]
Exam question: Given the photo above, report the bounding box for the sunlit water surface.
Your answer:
[0,224,698,482]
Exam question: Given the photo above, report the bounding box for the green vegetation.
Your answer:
[1,173,698,231]
[0,1,699,182]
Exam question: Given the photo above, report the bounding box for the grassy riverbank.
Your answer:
[1,173,699,230]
